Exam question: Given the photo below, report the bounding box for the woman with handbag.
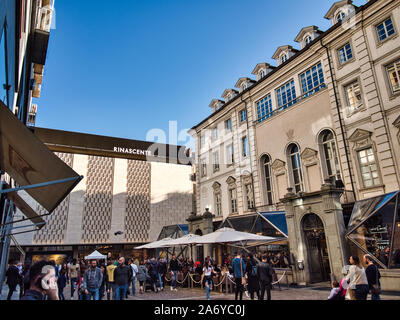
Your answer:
[364,254,381,300]
[345,256,369,300]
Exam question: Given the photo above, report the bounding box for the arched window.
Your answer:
[305,35,312,45]
[336,11,346,23]
[288,144,303,193]
[281,53,288,64]
[262,155,273,205]
[319,130,340,184]
[259,69,266,79]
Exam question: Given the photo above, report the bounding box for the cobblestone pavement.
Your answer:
[2,282,399,300]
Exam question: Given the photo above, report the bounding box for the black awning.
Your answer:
[0,102,82,213]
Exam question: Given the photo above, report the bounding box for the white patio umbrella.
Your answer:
[134,237,173,249]
[159,234,202,247]
[195,228,278,244]
[84,250,107,260]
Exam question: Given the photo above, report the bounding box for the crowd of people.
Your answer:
[2,250,383,301]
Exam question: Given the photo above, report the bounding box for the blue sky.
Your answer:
[36,0,365,145]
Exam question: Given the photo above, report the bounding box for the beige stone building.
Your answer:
[11,128,194,262]
[191,0,400,289]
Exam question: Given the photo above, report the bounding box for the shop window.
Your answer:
[347,192,400,269]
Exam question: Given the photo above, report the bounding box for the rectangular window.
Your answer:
[226,144,234,165]
[200,159,207,177]
[376,18,395,42]
[225,119,232,131]
[239,109,247,123]
[277,80,297,110]
[213,127,218,140]
[338,43,353,64]
[345,81,363,113]
[257,94,273,123]
[300,63,325,98]
[229,188,237,214]
[200,135,206,149]
[358,148,380,188]
[386,60,400,94]
[213,151,220,172]
[215,193,222,217]
[242,136,248,157]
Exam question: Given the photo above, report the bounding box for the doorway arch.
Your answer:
[302,214,331,283]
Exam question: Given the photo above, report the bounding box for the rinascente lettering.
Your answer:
[113,147,152,156]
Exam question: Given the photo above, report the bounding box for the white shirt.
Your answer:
[203,266,213,277]
[130,263,139,277]
[345,265,368,289]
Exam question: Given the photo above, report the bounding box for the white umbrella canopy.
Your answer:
[159,234,202,247]
[195,228,278,244]
[84,250,107,260]
[135,237,173,249]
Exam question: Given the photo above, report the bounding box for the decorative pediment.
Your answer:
[324,0,353,20]
[209,99,225,111]
[271,159,286,176]
[235,77,256,92]
[251,63,275,79]
[212,182,221,191]
[393,115,400,129]
[348,129,372,142]
[241,173,253,185]
[301,148,319,167]
[294,26,321,42]
[226,176,236,186]
[221,89,239,101]
[272,45,298,65]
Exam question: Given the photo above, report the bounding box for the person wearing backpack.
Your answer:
[246,254,260,300]
[257,255,273,300]
[364,254,381,300]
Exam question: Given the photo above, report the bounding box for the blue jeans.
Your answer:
[371,285,381,300]
[114,284,128,300]
[86,288,99,300]
[172,271,178,289]
[131,277,136,296]
[70,277,78,298]
[158,273,163,289]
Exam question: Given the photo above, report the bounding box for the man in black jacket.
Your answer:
[5,260,22,300]
[113,257,132,300]
[169,255,180,291]
[257,255,273,301]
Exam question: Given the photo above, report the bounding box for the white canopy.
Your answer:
[84,250,107,260]
[159,234,202,247]
[135,237,173,249]
[195,228,278,244]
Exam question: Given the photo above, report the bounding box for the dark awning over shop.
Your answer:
[260,212,288,237]
[0,102,83,214]
[157,224,189,241]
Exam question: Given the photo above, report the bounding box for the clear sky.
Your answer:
[36,0,365,145]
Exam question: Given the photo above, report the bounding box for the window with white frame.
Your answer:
[259,69,266,79]
[305,35,312,45]
[320,130,340,184]
[200,134,206,149]
[242,136,249,158]
[277,80,297,110]
[229,188,237,214]
[338,43,353,64]
[226,144,234,166]
[336,11,346,23]
[358,148,381,188]
[245,183,255,210]
[215,192,222,217]
[242,83,247,92]
[345,81,363,114]
[213,151,220,172]
[300,62,325,98]
[262,155,273,205]
[376,18,395,42]
[213,127,218,140]
[288,144,303,193]
[257,94,273,123]
[225,119,232,132]
[200,158,207,177]
[281,53,288,64]
[386,60,400,94]
[239,109,247,123]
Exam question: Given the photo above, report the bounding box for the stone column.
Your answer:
[201,209,214,258]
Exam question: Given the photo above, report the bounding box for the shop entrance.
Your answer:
[302,214,331,283]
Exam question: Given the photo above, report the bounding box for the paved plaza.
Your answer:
[2,282,399,301]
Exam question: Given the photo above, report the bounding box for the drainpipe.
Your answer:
[320,39,357,202]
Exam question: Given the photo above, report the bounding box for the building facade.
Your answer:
[191,0,400,290]
[11,128,194,263]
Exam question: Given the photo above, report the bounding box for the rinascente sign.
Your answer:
[113,147,152,156]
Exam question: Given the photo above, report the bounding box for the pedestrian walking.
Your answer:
[137,261,148,294]
[245,254,260,300]
[157,257,166,291]
[113,257,132,300]
[169,254,180,292]
[232,252,246,300]
[67,259,80,300]
[57,267,67,300]
[82,259,103,300]
[257,255,273,301]
[148,257,159,293]
[345,255,369,300]
[201,258,217,300]
[364,254,381,300]
[106,260,117,300]
[99,265,108,300]
[129,259,139,296]
[5,260,22,300]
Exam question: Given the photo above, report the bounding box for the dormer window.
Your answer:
[259,69,266,78]
[281,54,288,64]
[305,35,312,45]
[252,63,275,81]
[273,46,298,66]
[242,84,247,91]
[336,11,346,23]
